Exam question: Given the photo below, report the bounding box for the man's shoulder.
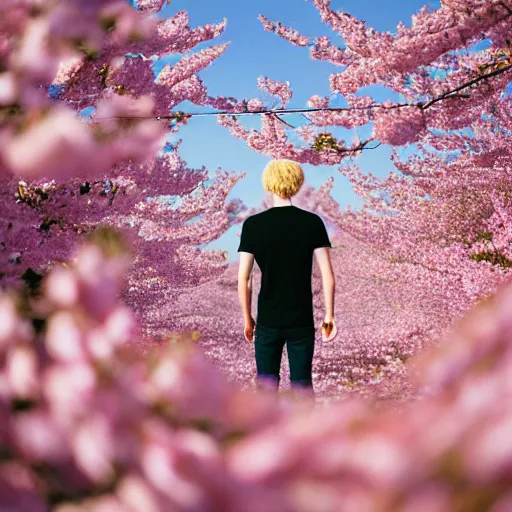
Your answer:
[242,211,262,224]
[294,207,323,224]
[302,208,322,219]
[244,209,272,223]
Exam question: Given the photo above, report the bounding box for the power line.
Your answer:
[91,63,512,122]
[93,105,381,122]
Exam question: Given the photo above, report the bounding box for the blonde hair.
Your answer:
[261,159,304,199]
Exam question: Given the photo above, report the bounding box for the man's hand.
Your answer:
[321,316,337,342]
[244,317,255,343]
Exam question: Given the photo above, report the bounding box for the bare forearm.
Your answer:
[238,277,252,321]
[322,276,335,318]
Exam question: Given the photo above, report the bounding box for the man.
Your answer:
[237,159,337,394]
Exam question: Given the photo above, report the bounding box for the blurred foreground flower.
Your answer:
[2,232,512,510]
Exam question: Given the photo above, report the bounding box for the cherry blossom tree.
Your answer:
[0,0,249,333]
[1,0,241,179]
[220,0,512,162]
[298,95,505,350]
[3,148,246,333]
[287,107,512,391]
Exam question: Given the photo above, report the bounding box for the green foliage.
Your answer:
[471,250,512,268]
[86,225,130,258]
[312,132,344,152]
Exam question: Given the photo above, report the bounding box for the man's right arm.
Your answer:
[314,247,335,320]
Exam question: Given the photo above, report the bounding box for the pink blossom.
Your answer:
[0,72,17,105]
[72,416,116,483]
[14,410,69,463]
[6,344,39,399]
[0,297,20,347]
[117,474,163,512]
[258,15,310,47]
[46,312,86,363]
[257,76,293,107]
[243,0,512,162]
[3,108,95,180]
[46,267,80,309]
[156,44,230,89]
[133,0,170,13]
[373,106,426,146]
[15,18,62,83]
[44,363,97,420]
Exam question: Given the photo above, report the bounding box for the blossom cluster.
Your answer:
[226,0,512,163]
[0,0,167,180]
[1,0,240,179]
[0,0,249,336]
[0,149,247,336]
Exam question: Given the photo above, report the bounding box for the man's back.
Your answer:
[237,205,332,329]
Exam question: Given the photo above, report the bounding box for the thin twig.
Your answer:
[274,114,296,129]
[499,1,512,16]
[421,64,512,109]
[337,139,381,154]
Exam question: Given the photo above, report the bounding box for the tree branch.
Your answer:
[421,64,512,110]
[499,1,512,16]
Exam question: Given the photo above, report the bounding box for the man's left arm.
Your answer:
[238,252,255,342]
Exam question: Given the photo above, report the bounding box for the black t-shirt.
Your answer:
[237,205,332,329]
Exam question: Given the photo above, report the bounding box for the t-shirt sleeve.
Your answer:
[237,218,256,254]
[312,216,332,250]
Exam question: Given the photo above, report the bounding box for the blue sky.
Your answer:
[159,0,440,262]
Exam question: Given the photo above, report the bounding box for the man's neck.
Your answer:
[272,196,292,207]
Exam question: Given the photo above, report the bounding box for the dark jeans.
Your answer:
[254,322,316,392]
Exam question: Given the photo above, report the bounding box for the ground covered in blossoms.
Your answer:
[150,261,418,405]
